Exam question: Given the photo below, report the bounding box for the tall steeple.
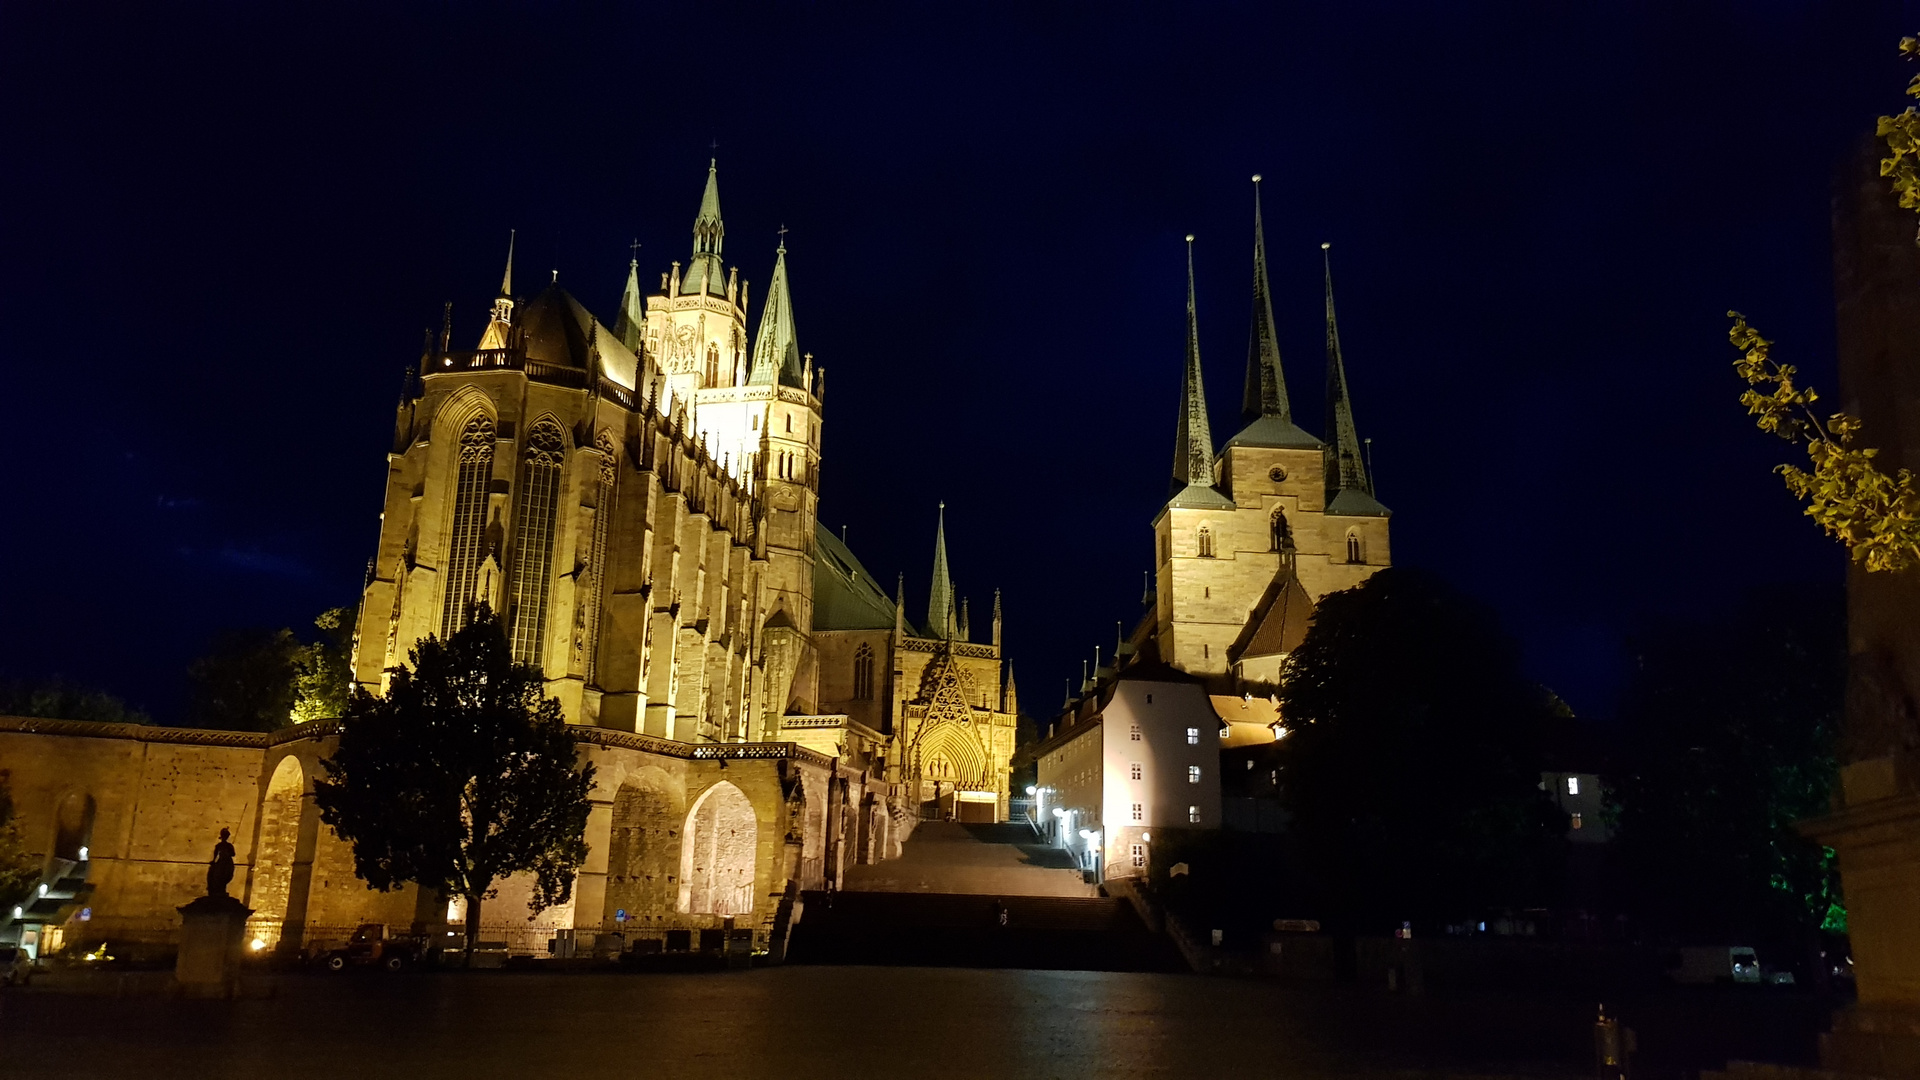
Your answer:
[1322,243,1388,515]
[1170,236,1221,499]
[615,245,645,352]
[1243,176,1289,423]
[927,501,954,639]
[479,230,515,351]
[682,160,727,297]
[748,239,800,386]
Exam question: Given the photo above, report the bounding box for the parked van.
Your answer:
[1668,946,1761,985]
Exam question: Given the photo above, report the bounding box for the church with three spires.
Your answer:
[350,160,1021,821]
[1127,175,1391,698]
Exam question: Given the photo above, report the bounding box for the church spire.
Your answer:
[1243,175,1290,423]
[927,501,954,639]
[615,242,645,352]
[1170,235,1218,497]
[748,238,800,386]
[1322,243,1377,505]
[682,160,727,297]
[479,230,515,351]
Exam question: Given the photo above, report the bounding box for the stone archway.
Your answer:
[605,770,679,926]
[51,790,95,862]
[678,781,756,917]
[245,756,306,950]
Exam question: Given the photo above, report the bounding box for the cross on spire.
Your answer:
[628,237,641,265]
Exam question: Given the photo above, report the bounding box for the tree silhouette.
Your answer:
[314,605,593,962]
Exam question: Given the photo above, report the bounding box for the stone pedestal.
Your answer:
[175,894,252,998]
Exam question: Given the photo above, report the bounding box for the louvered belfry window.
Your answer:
[440,416,496,639]
[508,420,566,666]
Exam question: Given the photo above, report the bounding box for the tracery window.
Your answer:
[508,419,567,665]
[1197,526,1214,559]
[705,345,720,388]
[1271,509,1293,552]
[440,415,496,638]
[583,433,618,684]
[1346,529,1364,564]
[852,643,874,700]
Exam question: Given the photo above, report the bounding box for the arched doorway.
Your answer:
[605,771,678,927]
[51,791,95,863]
[245,757,305,951]
[678,781,756,916]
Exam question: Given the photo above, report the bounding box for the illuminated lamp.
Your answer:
[250,938,267,952]
[1079,829,1093,839]
[1052,807,1066,818]
[1141,832,1151,843]
[1025,786,1036,796]
[78,846,88,861]
[10,907,19,919]
[39,884,48,897]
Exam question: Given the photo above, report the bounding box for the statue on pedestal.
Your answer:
[205,828,235,898]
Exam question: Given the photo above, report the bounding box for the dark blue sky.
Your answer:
[4,2,1907,724]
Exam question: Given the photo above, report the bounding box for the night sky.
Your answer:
[5,2,1912,725]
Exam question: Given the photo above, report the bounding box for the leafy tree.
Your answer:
[1606,588,1844,944]
[0,774,38,911]
[1275,567,1566,932]
[187,627,304,731]
[313,606,594,961]
[290,605,358,722]
[0,679,151,725]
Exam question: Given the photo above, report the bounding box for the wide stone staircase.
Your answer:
[785,822,1184,972]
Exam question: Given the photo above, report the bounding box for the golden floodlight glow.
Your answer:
[249,938,267,952]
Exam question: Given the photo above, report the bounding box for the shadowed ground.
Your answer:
[841,821,1095,897]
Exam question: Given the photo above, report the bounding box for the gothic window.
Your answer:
[1271,509,1293,552]
[785,414,792,433]
[508,419,567,666]
[583,434,618,684]
[705,345,720,388]
[1197,526,1214,559]
[440,415,496,638]
[1346,529,1364,564]
[852,643,874,701]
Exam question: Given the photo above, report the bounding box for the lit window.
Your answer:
[1198,526,1214,558]
[1346,530,1363,564]
[1566,776,1580,796]
[1219,726,1229,740]
[1130,725,1141,742]
[1186,727,1199,745]
[1571,813,1584,830]
[1131,844,1145,868]
[1188,765,1201,784]
[1188,805,1201,824]
[1130,763,1142,781]
[1131,803,1142,822]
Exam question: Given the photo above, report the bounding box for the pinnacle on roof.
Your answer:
[1228,178,1321,451]
[615,253,645,353]
[1167,236,1234,511]
[479,230,516,351]
[748,239,801,386]
[682,160,727,297]
[500,229,515,296]
[1322,243,1390,517]
[927,501,955,639]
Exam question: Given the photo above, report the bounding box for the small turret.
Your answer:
[991,588,1003,649]
[615,244,645,353]
[682,160,727,297]
[749,239,801,386]
[927,502,954,639]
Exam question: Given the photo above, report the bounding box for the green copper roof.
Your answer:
[1322,243,1378,507]
[681,160,727,297]
[614,259,645,352]
[748,242,801,386]
[926,502,955,639]
[814,523,898,631]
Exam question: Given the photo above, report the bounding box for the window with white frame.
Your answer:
[1131,803,1142,822]
[1129,763,1142,781]
[1188,805,1201,824]
[1130,844,1145,868]
[1130,725,1141,742]
[1186,727,1199,745]
[1566,776,1580,796]
[1188,765,1201,784]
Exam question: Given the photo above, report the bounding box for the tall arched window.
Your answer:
[1346,529,1364,564]
[440,415,496,638]
[852,643,874,700]
[508,419,567,665]
[1270,509,1293,552]
[705,344,720,388]
[583,433,618,684]
[1197,525,1215,559]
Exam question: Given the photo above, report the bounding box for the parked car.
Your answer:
[0,947,34,987]
[320,924,432,973]
[1668,946,1762,985]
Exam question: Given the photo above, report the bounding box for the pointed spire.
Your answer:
[927,502,954,639]
[1242,176,1292,422]
[1322,243,1371,499]
[749,237,801,386]
[991,588,1003,649]
[894,572,906,641]
[615,246,645,352]
[958,597,971,642]
[479,231,515,351]
[1002,663,1018,715]
[682,160,726,296]
[1171,235,1218,496]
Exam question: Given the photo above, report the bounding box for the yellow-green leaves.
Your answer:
[1880,37,1920,242]
[1730,313,1920,572]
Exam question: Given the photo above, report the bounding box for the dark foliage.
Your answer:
[0,679,151,726]
[1606,587,1844,944]
[1276,567,1567,932]
[313,606,594,957]
[186,627,304,731]
[0,774,37,910]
